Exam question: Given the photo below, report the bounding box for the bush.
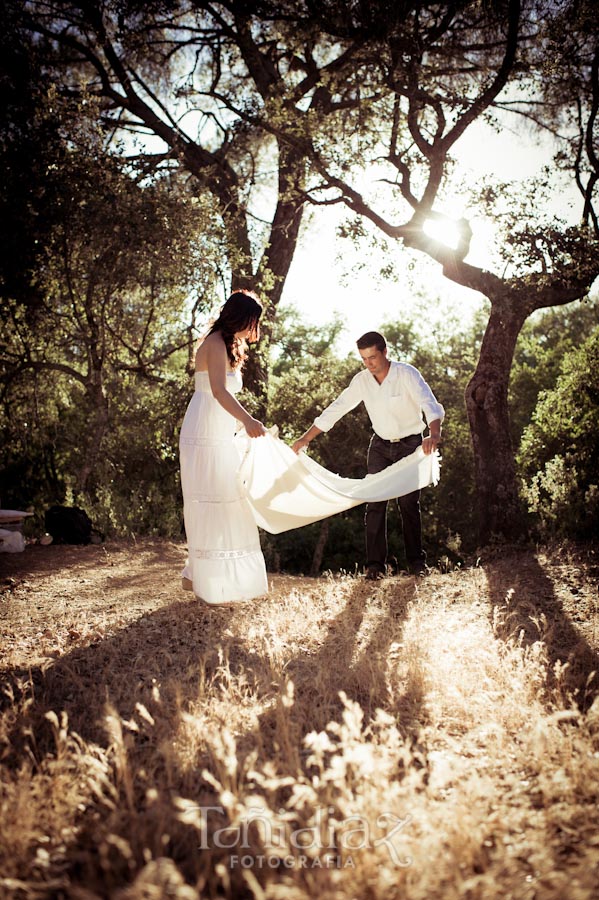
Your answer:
[518,327,599,539]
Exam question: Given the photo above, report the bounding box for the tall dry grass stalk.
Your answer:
[1,553,599,898]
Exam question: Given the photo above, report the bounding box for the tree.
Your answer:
[0,83,221,519]
[17,0,373,405]
[15,1,599,543]
[0,2,68,317]
[244,0,599,542]
[269,305,346,379]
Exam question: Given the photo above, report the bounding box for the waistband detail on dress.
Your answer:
[191,546,261,560]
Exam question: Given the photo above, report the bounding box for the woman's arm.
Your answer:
[205,334,266,438]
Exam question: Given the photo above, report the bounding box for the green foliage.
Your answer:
[81,370,192,538]
[518,327,599,538]
[269,306,346,378]
[509,299,599,444]
[0,65,223,536]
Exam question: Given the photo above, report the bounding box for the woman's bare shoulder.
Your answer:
[195,331,225,372]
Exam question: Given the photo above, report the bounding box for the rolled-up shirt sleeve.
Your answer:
[406,365,445,425]
[313,373,363,432]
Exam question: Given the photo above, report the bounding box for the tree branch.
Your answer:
[440,0,521,153]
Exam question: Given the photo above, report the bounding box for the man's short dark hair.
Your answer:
[356,331,386,352]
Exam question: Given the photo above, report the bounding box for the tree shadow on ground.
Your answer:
[0,567,427,773]
[0,573,423,766]
[254,576,424,767]
[0,566,428,895]
[483,548,599,709]
[0,598,225,749]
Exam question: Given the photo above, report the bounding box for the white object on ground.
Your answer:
[0,509,33,526]
[0,528,26,552]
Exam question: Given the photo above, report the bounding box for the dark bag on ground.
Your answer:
[45,505,93,545]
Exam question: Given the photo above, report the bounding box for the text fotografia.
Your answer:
[186,806,413,868]
[230,853,354,870]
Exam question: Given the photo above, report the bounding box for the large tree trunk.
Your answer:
[465,299,529,544]
[241,147,306,411]
[75,380,109,497]
[261,149,307,320]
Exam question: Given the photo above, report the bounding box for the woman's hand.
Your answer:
[245,416,267,438]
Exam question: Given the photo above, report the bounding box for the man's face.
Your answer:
[359,345,389,379]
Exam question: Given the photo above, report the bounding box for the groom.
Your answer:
[292,331,444,578]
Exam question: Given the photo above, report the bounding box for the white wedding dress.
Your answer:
[179,370,268,606]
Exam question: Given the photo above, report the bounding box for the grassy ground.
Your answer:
[1,539,598,899]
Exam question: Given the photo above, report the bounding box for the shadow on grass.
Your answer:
[1,599,261,758]
[255,575,422,766]
[0,562,428,895]
[0,570,424,775]
[484,547,599,709]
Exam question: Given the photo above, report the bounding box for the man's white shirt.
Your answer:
[313,360,445,441]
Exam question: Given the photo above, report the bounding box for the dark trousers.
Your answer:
[365,433,425,572]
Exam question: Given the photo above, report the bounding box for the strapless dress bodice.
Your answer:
[194,370,242,393]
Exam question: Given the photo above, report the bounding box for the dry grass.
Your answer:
[1,540,599,899]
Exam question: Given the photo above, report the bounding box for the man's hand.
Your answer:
[292,425,322,454]
[422,419,442,455]
[292,436,310,454]
[422,434,441,455]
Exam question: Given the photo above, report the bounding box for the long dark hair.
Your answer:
[208,289,263,370]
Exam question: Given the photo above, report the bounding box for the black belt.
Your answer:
[375,432,420,444]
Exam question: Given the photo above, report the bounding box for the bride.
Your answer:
[179,290,268,607]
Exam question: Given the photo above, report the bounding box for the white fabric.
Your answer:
[313,360,445,440]
[0,529,25,553]
[0,510,34,522]
[237,430,440,535]
[179,370,268,605]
